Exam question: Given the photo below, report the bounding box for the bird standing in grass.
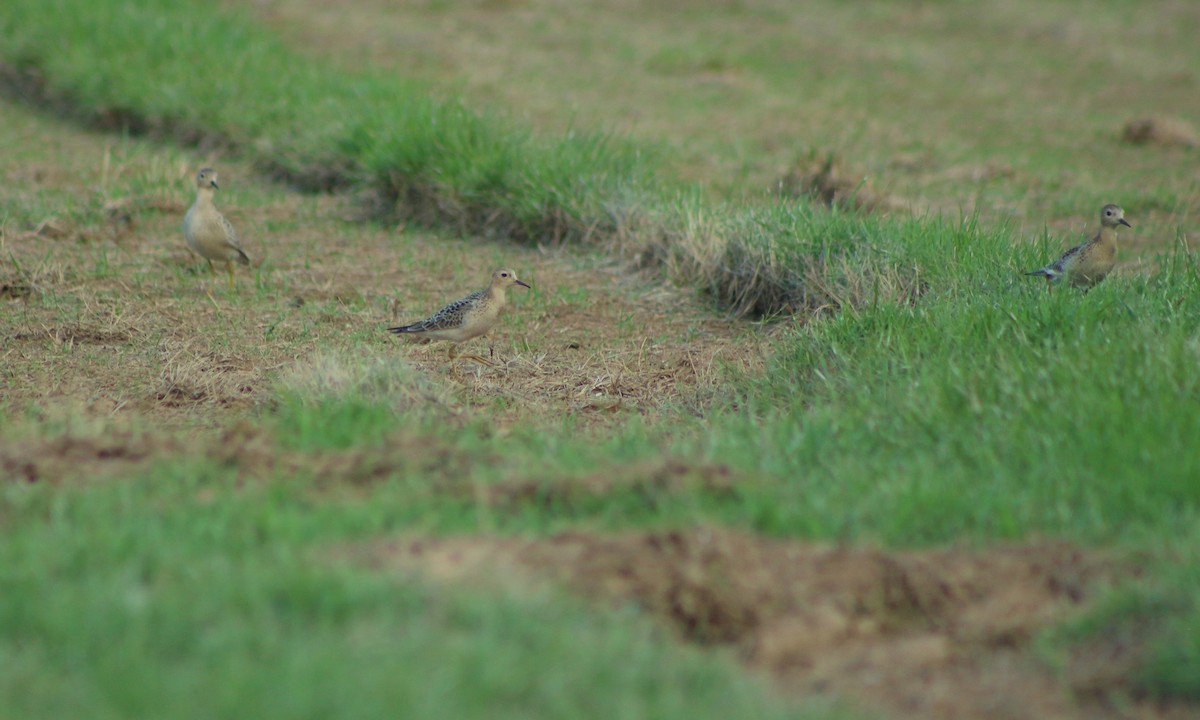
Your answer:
[388,268,530,367]
[1025,204,1131,290]
[183,167,250,291]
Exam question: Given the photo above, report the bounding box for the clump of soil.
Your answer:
[1121,117,1198,149]
[777,152,888,211]
[0,420,484,488]
[363,526,1182,720]
[471,458,739,510]
[0,430,184,484]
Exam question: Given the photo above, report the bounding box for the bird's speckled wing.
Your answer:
[1028,241,1086,278]
[392,289,485,333]
[1055,241,1089,270]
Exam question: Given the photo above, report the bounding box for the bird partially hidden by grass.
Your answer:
[183,167,250,292]
[388,268,531,367]
[1025,204,1131,290]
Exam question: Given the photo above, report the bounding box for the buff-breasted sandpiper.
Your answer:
[183,167,250,291]
[1025,204,1131,290]
[387,268,531,366]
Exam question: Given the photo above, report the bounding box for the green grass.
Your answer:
[701,239,1200,544]
[1045,522,1200,701]
[5,0,1200,714]
[312,233,1200,540]
[259,0,1200,240]
[0,0,929,318]
[0,475,833,720]
[1,0,653,231]
[257,217,1200,697]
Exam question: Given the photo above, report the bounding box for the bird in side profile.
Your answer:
[387,268,531,367]
[183,167,250,291]
[1025,204,1131,290]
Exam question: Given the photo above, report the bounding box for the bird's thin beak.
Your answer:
[210,180,219,190]
[1119,218,1131,228]
[516,279,531,288]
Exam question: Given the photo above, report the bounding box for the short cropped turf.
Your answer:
[3,0,1200,715]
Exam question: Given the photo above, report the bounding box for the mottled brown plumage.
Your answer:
[1026,204,1130,289]
[388,268,530,366]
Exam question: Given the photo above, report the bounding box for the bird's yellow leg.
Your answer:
[447,344,495,370]
[460,343,496,367]
[202,259,218,303]
[460,353,496,367]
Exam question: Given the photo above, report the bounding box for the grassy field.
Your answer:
[261,0,1200,227]
[3,0,1200,718]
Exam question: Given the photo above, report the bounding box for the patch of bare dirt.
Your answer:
[477,458,738,510]
[0,419,483,488]
[0,430,185,484]
[360,527,1189,720]
[1122,117,1198,149]
[187,420,487,491]
[10,324,132,345]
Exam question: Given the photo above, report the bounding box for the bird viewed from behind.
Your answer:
[183,167,250,291]
[1025,204,1131,290]
[388,268,531,367]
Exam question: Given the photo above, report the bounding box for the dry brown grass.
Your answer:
[0,97,768,440]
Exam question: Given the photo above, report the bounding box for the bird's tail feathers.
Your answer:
[387,325,418,335]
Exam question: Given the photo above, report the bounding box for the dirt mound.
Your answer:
[0,420,482,488]
[474,459,739,510]
[0,430,184,484]
[1121,117,1198,149]
[363,527,1178,720]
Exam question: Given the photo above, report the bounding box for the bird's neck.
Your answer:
[194,188,216,206]
[487,284,506,303]
[1095,225,1119,247]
